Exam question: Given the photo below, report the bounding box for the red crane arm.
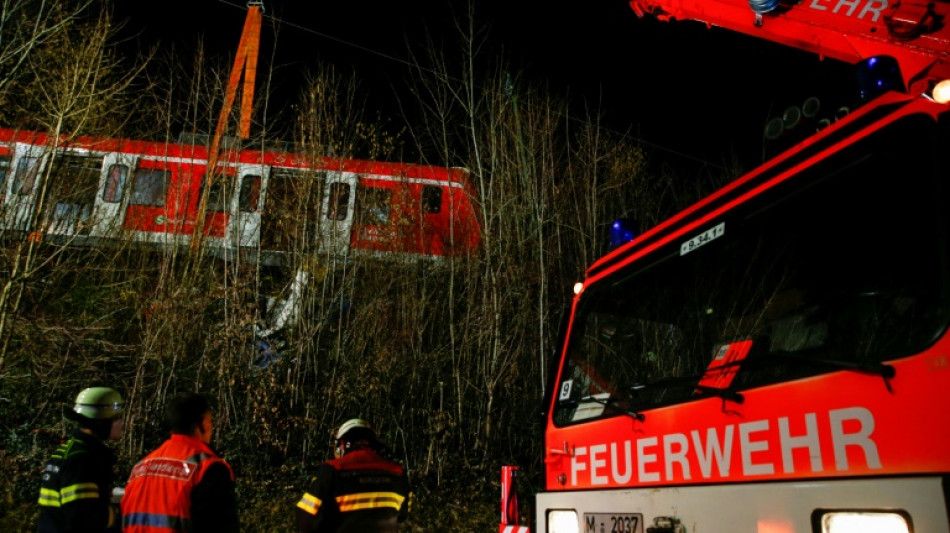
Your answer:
[211,2,263,161]
[195,2,263,249]
[630,0,950,95]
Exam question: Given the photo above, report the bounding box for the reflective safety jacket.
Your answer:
[121,434,236,533]
[295,448,410,533]
[37,430,120,533]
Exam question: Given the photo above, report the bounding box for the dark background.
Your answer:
[113,0,857,168]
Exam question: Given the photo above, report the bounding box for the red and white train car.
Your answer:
[0,127,480,265]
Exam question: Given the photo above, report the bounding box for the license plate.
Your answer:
[583,513,643,533]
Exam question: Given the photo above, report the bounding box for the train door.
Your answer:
[230,163,265,247]
[194,164,232,239]
[87,152,135,238]
[260,167,323,253]
[43,151,103,236]
[122,158,176,238]
[319,171,356,256]
[6,143,47,232]
[0,146,12,219]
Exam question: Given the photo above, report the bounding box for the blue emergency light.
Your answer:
[748,0,779,14]
[609,218,638,249]
[855,56,904,101]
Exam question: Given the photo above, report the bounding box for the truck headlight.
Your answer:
[932,79,950,104]
[547,510,579,533]
[818,511,911,533]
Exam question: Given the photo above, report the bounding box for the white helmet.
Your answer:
[334,418,379,457]
[335,418,373,441]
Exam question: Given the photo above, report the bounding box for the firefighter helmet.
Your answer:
[335,418,373,441]
[70,387,124,420]
[334,418,379,457]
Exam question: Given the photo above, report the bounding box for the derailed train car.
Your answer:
[0,127,480,265]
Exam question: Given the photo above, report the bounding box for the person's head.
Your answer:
[333,418,380,458]
[167,393,214,445]
[66,387,125,442]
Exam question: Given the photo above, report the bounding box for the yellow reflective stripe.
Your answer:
[336,491,405,512]
[60,482,99,504]
[38,488,61,507]
[296,492,321,515]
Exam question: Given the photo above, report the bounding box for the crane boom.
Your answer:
[211,1,263,158]
[629,0,950,96]
[192,1,263,251]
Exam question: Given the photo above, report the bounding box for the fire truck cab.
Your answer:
[502,1,950,533]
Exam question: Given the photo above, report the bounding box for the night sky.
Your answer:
[113,0,857,168]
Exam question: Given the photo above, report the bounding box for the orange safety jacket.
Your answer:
[121,434,234,532]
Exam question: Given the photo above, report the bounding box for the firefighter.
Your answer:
[120,393,238,533]
[296,418,411,533]
[38,386,125,533]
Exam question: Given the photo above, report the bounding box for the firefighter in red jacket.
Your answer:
[120,393,238,532]
[296,418,411,533]
[38,387,126,533]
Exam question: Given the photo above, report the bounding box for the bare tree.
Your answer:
[0,5,146,372]
[0,0,96,118]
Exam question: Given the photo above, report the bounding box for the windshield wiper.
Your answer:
[571,393,646,422]
[764,350,896,379]
[692,384,745,403]
[630,378,745,404]
[562,377,745,422]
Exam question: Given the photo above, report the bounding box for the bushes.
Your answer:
[0,4,705,527]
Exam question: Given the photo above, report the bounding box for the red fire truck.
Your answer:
[0,127,480,265]
[501,1,950,532]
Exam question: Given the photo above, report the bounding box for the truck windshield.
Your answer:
[555,113,950,426]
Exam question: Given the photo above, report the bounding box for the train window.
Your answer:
[0,155,10,189]
[356,185,391,224]
[327,182,350,221]
[200,173,229,212]
[130,168,170,206]
[103,164,128,203]
[261,168,325,250]
[422,185,442,213]
[12,156,40,195]
[0,155,9,204]
[46,154,102,233]
[239,174,261,213]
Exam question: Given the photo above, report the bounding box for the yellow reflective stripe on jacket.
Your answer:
[336,491,405,512]
[38,488,61,507]
[296,492,321,515]
[107,503,117,528]
[60,482,100,504]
